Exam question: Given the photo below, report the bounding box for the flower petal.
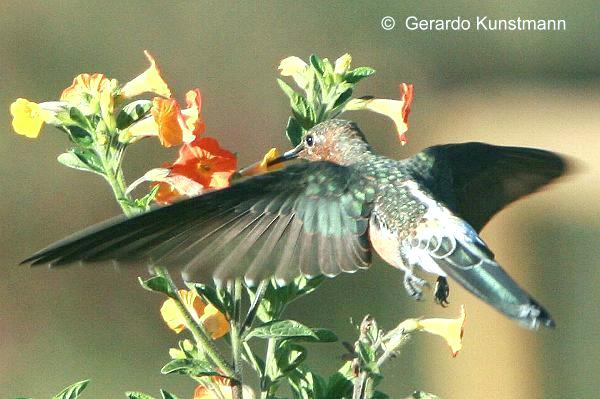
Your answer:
[237,148,282,177]
[334,53,352,75]
[151,97,183,147]
[120,50,172,99]
[417,305,466,357]
[10,98,52,138]
[200,304,230,339]
[160,289,207,334]
[181,88,206,138]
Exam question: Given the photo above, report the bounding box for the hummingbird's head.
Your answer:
[269,119,371,167]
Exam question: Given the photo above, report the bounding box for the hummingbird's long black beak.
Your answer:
[267,143,303,167]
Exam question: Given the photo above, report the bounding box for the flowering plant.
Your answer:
[11,52,464,399]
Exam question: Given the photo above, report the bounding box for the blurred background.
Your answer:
[1,1,598,398]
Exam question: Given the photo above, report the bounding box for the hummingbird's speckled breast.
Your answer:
[351,153,430,270]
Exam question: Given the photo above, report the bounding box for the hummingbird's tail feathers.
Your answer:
[404,142,568,232]
[22,162,375,286]
[403,200,555,330]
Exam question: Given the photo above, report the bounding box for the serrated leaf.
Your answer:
[161,358,222,377]
[245,320,318,340]
[309,54,325,75]
[125,392,156,399]
[285,116,304,146]
[51,380,90,399]
[138,276,176,297]
[117,100,153,129]
[160,391,180,399]
[345,67,376,83]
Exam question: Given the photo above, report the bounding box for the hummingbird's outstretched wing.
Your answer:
[403,142,567,231]
[22,161,375,286]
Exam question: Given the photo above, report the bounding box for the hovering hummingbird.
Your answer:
[23,119,566,329]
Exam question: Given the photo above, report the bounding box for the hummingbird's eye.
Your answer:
[305,134,315,147]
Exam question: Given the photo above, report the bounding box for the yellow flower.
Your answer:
[161,289,206,333]
[10,98,53,138]
[334,53,352,75]
[278,56,309,89]
[237,148,282,177]
[160,289,230,339]
[345,83,414,145]
[120,50,171,99]
[417,305,466,357]
[200,304,230,339]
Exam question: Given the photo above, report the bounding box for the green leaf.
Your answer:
[296,328,338,343]
[277,79,313,127]
[192,283,232,318]
[63,125,94,147]
[245,320,318,340]
[276,342,307,373]
[309,54,325,75]
[116,100,153,129]
[138,276,176,298]
[125,392,156,399]
[161,358,222,377]
[332,88,353,109]
[68,107,93,131]
[277,78,299,102]
[57,149,104,175]
[326,372,353,399]
[285,116,304,146]
[160,391,180,399]
[134,184,160,210]
[344,67,376,83]
[411,392,441,399]
[51,380,90,399]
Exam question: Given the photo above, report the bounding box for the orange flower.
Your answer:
[194,379,254,399]
[126,89,204,147]
[345,82,414,145]
[154,137,237,204]
[61,73,110,104]
[120,50,171,99]
[160,289,230,338]
[160,289,206,333]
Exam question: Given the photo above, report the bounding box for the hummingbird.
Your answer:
[23,119,566,329]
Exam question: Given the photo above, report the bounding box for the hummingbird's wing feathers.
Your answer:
[403,142,567,231]
[399,181,553,329]
[23,161,374,286]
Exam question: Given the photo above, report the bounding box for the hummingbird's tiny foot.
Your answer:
[434,276,450,307]
[403,272,427,301]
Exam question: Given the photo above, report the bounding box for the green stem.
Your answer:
[230,279,244,399]
[154,267,235,378]
[261,338,278,399]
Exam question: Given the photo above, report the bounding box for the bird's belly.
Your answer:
[369,218,406,271]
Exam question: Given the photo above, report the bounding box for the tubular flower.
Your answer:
[154,136,237,204]
[160,289,230,338]
[160,289,206,334]
[278,56,309,89]
[60,73,116,115]
[345,82,414,145]
[194,379,254,399]
[120,50,172,99]
[417,304,466,357]
[200,304,230,339]
[237,148,282,177]
[10,98,58,138]
[127,89,204,147]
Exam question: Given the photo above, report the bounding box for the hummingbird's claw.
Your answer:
[434,276,450,307]
[403,272,428,301]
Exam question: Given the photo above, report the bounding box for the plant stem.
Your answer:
[241,280,269,336]
[229,279,244,399]
[154,266,235,378]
